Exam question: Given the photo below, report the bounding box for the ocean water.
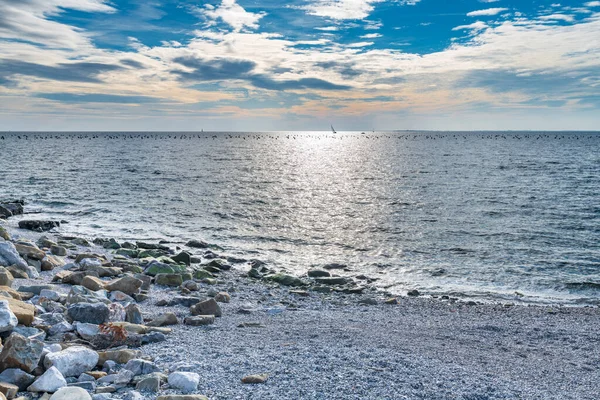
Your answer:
[1,131,599,304]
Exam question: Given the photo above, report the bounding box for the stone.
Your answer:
[47,320,74,337]
[50,245,67,256]
[0,333,43,372]
[80,276,105,291]
[44,346,100,377]
[123,359,160,376]
[39,289,61,301]
[92,394,113,400]
[307,269,331,278]
[14,243,46,261]
[183,315,215,326]
[13,326,45,340]
[214,292,231,303]
[104,276,143,295]
[97,349,141,366]
[0,286,20,300]
[18,220,60,232]
[7,264,37,279]
[136,375,160,392]
[0,240,28,269]
[266,273,305,287]
[0,297,35,326]
[0,227,10,241]
[66,286,110,305]
[358,298,378,305]
[190,298,222,317]
[141,332,166,344]
[193,270,213,280]
[133,274,152,291]
[185,240,209,248]
[27,366,67,393]
[41,255,65,271]
[407,289,420,297]
[169,296,201,307]
[74,322,100,341]
[0,300,18,332]
[156,396,208,400]
[172,251,191,266]
[0,368,35,391]
[154,273,183,286]
[109,291,135,305]
[147,313,178,327]
[68,303,110,325]
[123,391,144,400]
[385,297,399,304]
[17,284,54,295]
[125,304,143,324]
[0,268,13,287]
[241,374,268,384]
[86,371,106,379]
[0,382,18,399]
[168,372,199,393]
[322,263,347,270]
[181,280,199,291]
[314,276,352,285]
[49,387,92,400]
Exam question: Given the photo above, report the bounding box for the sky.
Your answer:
[0,0,599,131]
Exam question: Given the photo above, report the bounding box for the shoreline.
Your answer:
[0,210,599,399]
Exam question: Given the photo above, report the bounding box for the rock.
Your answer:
[27,366,67,393]
[66,286,110,305]
[141,331,166,344]
[44,346,99,377]
[68,303,110,325]
[49,387,92,400]
[147,313,178,327]
[109,291,135,305]
[47,320,74,337]
[241,374,268,384]
[0,201,23,216]
[18,220,60,232]
[154,273,183,287]
[205,259,231,271]
[0,240,28,269]
[136,375,160,392]
[183,315,215,326]
[358,298,378,305]
[0,333,43,372]
[168,372,199,393]
[181,280,199,291]
[193,270,214,280]
[123,359,160,376]
[18,284,54,295]
[214,292,231,303]
[385,297,399,304]
[190,298,222,317]
[80,276,105,291]
[74,322,100,340]
[407,289,420,297]
[168,296,201,307]
[156,396,208,400]
[0,382,18,399]
[50,245,67,256]
[307,269,331,278]
[0,227,10,241]
[7,264,37,279]
[266,273,305,287]
[0,300,17,332]
[185,240,209,248]
[322,263,347,270]
[41,255,65,271]
[104,276,142,295]
[123,391,144,400]
[314,276,351,285]
[0,286,20,300]
[0,296,35,325]
[172,251,191,266]
[14,243,46,261]
[0,368,35,391]
[87,371,106,379]
[125,304,143,324]
[0,268,14,287]
[97,349,141,366]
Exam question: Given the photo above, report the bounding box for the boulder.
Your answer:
[67,303,110,325]
[66,286,110,305]
[14,243,46,261]
[307,269,330,278]
[155,273,183,286]
[241,374,268,384]
[0,227,9,241]
[18,220,60,232]
[104,276,143,295]
[125,304,143,324]
[123,359,160,376]
[0,286,20,300]
[0,296,35,325]
[44,346,99,377]
[214,292,231,303]
[0,333,44,372]
[313,276,352,285]
[81,276,105,291]
[147,313,178,327]
[186,240,209,248]
[27,366,67,393]
[136,375,160,392]
[183,315,215,326]
[0,382,18,399]
[168,372,199,393]
[49,386,92,400]
[41,255,65,271]
[97,349,141,366]
[190,298,222,317]
[0,368,35,391]
[265,273,305,287]
[50,245,67,256]
[0,240,27,269]
[0,299,18,332]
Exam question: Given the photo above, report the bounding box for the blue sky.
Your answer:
[1,0,599,131]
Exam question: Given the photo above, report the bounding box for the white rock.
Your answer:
[27,366,67,393]
[50,386,92,400]
[0,239,28,269]
[75,322,100,340]
[168,371,200,393]
[0,299,18,332]
[44,346,99,377]
[79,258,102,268]
[123,391,144,400]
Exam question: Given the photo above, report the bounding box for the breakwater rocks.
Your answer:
[0,204,393,400]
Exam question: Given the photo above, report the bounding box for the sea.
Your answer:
[1,131,599,305]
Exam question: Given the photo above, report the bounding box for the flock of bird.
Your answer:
[0,132,598,141]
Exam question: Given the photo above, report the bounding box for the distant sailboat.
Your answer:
[331,125,337,134]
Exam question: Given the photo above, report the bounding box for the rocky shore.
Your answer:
[0,201,598,400]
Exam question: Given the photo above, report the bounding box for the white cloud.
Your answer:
[346,41,374,47]
[360,33,382,38]
[302,0,385,20]
[539,14,575,22]
[467,8,508,17]
[453,21,488,31]
[585,1,600,6]
[202,0,266,31]
[315,26,339,31]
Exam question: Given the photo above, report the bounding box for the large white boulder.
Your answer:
[43,346,99,377]
[0,239,28,269]
[50,386,92,400]
[27,366,67,393]
[0,300,18,332]
[168,371,200,393]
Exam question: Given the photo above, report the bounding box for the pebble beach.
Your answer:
[0,201,598,400]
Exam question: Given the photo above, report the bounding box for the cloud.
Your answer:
[249,75,351,91]
[173,56,257,81]
[0,60,122,84]
[200,0,266,31]
[585,1,600,6]
[360,33,382,38]
[302,0,385,20]
[37,93,161,103]
[467,8,508,17]
[538,14,575,22]
[452,21,488,31]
